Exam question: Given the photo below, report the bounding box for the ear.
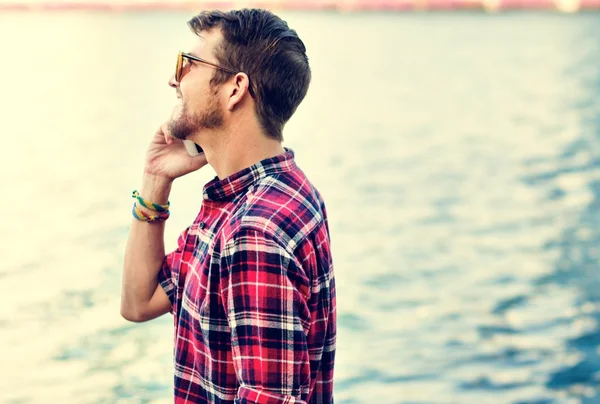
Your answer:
[226,73,251,111]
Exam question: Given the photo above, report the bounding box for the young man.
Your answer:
[120,9,336,404]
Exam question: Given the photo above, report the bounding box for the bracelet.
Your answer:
[132,202,170,222]
[131,190,170,213]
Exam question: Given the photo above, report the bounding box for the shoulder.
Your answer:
[227,168,328,254]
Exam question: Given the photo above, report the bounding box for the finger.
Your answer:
[160,123,174,145]
[188,152,209,171]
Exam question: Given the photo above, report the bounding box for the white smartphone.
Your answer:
[183,139,203,157]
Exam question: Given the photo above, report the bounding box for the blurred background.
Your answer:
[1,1,600,403]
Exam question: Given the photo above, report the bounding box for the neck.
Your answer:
[192,121,285,180]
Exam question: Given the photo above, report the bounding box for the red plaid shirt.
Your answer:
[159,149,336,404]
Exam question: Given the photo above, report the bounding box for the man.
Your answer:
[120,8,336,404]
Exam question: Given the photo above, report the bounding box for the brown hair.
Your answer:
[188,9,311,141]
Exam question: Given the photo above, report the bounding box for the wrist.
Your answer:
[140,174,173,205]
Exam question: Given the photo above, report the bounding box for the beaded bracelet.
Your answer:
[131,190,170,213]
[132,202,170,222]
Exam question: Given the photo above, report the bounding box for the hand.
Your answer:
[143,122,208,182]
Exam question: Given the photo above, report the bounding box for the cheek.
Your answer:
[182,83,209,110]
[182,70,210,95]
[207,87,224,108]
[180,93,199,113]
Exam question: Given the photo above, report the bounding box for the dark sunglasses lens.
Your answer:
[175,53,182,82]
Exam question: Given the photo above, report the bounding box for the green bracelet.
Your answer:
[131,190,170,212]
[132,202,170,222]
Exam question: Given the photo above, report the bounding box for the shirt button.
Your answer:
[199,222,205,229]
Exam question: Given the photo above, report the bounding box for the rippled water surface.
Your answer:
[1,10,600,404]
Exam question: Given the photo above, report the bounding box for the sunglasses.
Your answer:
[175,51,255,97]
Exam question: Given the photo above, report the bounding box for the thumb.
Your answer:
[187,152,209,172]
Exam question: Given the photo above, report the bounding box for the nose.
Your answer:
[168,74,178,88]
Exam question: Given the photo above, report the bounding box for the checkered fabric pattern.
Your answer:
[159,149,336,403]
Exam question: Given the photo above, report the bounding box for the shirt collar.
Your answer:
[203,148,296,202]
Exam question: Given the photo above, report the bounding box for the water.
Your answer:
[1,10,600,404]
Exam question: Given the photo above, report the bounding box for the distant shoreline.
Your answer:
[0,0,599,12]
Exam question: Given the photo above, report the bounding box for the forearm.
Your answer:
[121,174,172,320]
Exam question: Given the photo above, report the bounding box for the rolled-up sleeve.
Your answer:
[220,228,312,404]
[158,226,189,312]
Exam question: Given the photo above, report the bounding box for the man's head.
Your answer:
[168,8,311,143]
